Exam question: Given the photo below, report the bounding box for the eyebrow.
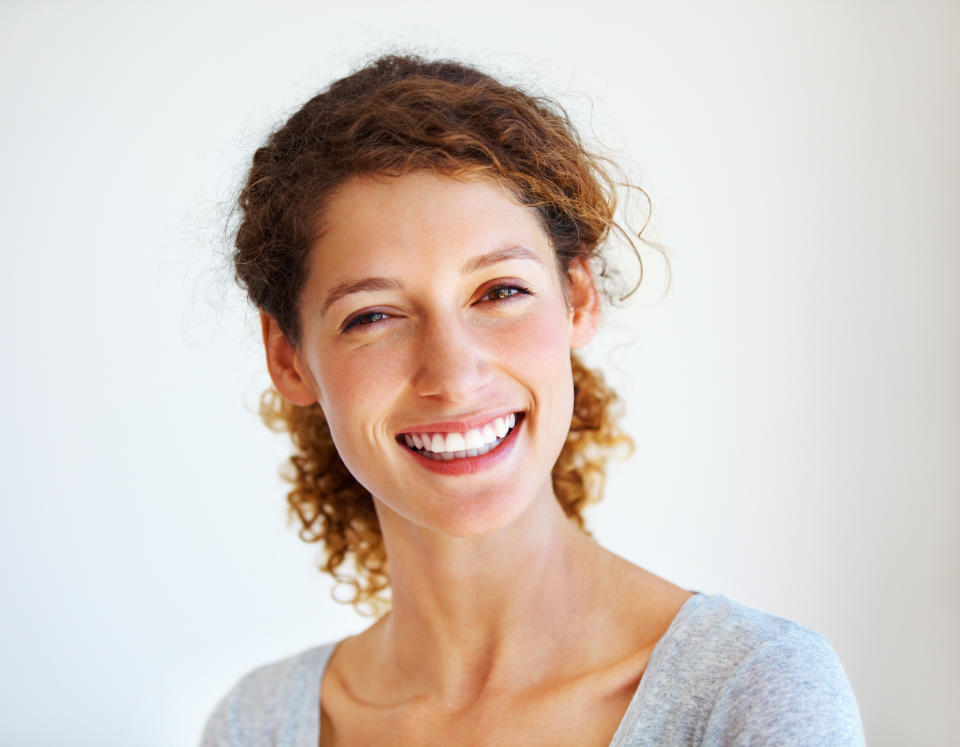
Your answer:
[320,277,403,315]
[319,245,544,316]
[460,245,544,274]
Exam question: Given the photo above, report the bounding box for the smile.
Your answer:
[399,413,522,461]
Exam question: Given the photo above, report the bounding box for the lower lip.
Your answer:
[402,417,523,476]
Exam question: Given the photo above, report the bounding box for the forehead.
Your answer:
[310,171,554,279]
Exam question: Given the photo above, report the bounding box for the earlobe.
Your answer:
[567,257,601,349]
[260,311,320,407]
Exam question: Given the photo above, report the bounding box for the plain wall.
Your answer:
[1,1,957,744]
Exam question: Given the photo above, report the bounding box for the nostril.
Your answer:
[412,360,493,401]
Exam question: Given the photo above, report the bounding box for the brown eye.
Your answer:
[483,284,531,302]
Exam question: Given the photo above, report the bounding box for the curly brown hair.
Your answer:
[234,55,640,616]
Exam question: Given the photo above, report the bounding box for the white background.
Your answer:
[2,1,957,744]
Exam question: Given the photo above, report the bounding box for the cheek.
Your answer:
[314,339,407,404]
[308,346,408,455]
[500,310,576,466]
[496,305,573,376]
[310,357,399,496]
[488,306,577,450]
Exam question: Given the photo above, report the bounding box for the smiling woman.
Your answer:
[201,55,864,746]
[268,172,602,537]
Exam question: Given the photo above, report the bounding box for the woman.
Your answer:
[202,55,863,745]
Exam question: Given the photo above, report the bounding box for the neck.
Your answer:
[370,488,610,708]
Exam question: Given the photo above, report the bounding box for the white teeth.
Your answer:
[464,429,485,450]
[403,413,521,459]
[445,432,466,452]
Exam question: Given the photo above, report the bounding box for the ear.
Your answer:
[260,311,320,407]
[566,257,601,349]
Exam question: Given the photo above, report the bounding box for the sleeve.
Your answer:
[198,670,272,747]
[197,658,293,747]
[199,690,235,747]
[702,628,865,746]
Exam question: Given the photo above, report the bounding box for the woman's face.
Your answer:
[270,171,599,537]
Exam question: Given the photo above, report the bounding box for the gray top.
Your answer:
[200,593,864,746]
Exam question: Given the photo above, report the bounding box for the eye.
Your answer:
[341,310,390,333]
[481,283,533,302]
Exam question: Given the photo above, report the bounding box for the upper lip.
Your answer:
[396,408,522,434]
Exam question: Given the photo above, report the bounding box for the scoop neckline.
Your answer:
[313,590,706,746]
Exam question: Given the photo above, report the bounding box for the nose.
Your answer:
[411,316,493,402]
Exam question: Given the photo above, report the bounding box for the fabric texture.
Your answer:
[200,593,864,746]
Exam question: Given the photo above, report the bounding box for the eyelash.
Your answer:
[482,282,532,302]
[341,310,390,332]
[340,283,534,333]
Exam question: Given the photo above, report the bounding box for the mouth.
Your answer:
[397,412,524,461]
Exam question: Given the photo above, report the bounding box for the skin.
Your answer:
[263,171,693,745]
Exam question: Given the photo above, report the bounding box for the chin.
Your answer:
[385,476,554,541]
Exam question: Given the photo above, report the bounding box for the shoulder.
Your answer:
[620,594,864,746]
[704,620,864,745]
[199,643,336,747]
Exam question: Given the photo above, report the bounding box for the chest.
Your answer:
[319,669,641,747]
